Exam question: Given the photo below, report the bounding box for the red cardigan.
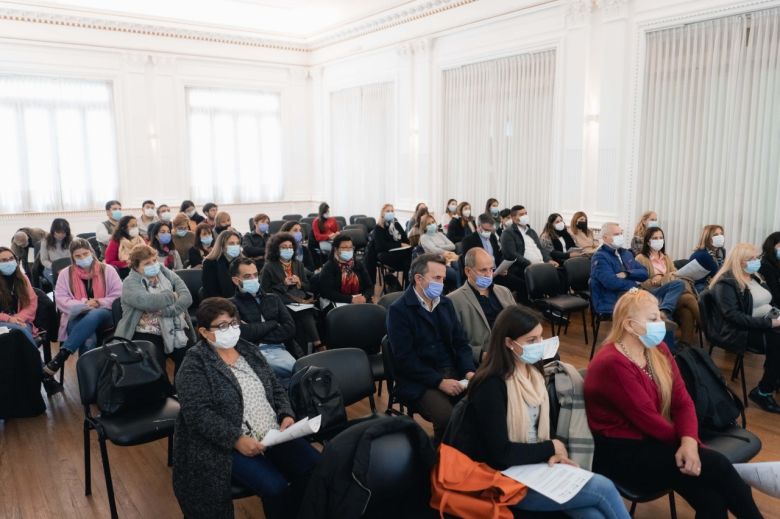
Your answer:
[312,217,339,242]
[584,342,699,444]
[104,239,127,269]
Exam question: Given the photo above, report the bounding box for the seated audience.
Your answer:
[690,224,727,291]
[499,205,557,297]
[40,218,72,285]
[312,202,340,254]
[539,213,582,264]
[373,204,412,282]
[180,200,203,230]
[406,202,428,233]
[115,244,194,378]
[319,234,373,310]
[419,213,461,288]
[449,248,515,363]
[710,243,780,413]
[203,202,218,229]
[498,208,512,234]
[214,211,233,235]
[446,201,476,244]
[585,289,762,518]
[0,247,38,348]
[157,204,172,223]
[202,230,243,298]
[634,227,700,345]
[149,222,184,271]
[630,210,659,256]
[45,238,121,382]
[229,258,298,382]
[138,199,158,239]
[104,215,143,279]
[449,305,629,518]
[243,213,271,270]
[261,233,322,352]
[386,253,475,444]
[279,221,315,272]
[442,198,458,229]
[188,222,214,269]
[11,227,46,271]
[569,211,599,255]
[485,198,501,231]
[173,297,319,519]
[461,213,524,295]
[96,199,122,249]
[171,213,195,268]
[760,231,780,306]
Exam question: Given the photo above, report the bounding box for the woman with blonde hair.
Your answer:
[690,224,727,291]
[585,289,762,518]
[710,243,780,413]
[202,229,243,298]
[569,211,598,255]
[630,210,658,256]
[372,204,412,282]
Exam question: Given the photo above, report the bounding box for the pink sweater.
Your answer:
[0,275,38,334]
[54,264,123,341]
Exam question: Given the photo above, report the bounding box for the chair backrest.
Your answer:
[344,223,368,235]
[88,237,103,260]
[111,297,123,326]
[269,220,286,234]
[247,218,255,233]
[33,287,57,338]
[563,256,591,292]
[307,212,318,218]
[326,304,386,354]
[77,232,96,239]
[454,241,465,255]
[380,335,396,382]
[51,257,72,276]
[674,258,691,270]
[349,214,367,224]
[377,291,403,309]
[283,214,303,222]
[299,222,311,241]
[341,228,368,250]
[334,216,347,229]
[697,289,723,347]
[301,216,315,227]
[293,348,375,410]
[174,269,203,310]
[355,217,377,232]
[524,263,563,300]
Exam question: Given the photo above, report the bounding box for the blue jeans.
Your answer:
[0,321,37,349]
[43,268,54,286]
[648,280,685,314]
[445,265,462,289]
[513,472,630,519]
[259,343,296,382]
[62,308,113,354]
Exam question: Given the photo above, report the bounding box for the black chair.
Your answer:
[307,212,318,218]
[377,291,403,309]
[589,281,613,360]
[617,484,677,519]
[77,232,96,239]
[344,223,368,235]
[300,222,311,242]
[355,217,377,232]
[111,298,123,326]
[283,214,303,222]
[268,220,286,234]
[247,217,255,233]
[76,340,179,519]
[301,216,316,228]
[334,216,347,229]
[231,480,255,501]
[673,258,691,270]
[326,305,387,394]
[349,214,367,225]
[174,269,203,324]
[563,256,591,300]
[380,335,415,417]
[524,263,589,344]
[88,236,103,260]
[341,228,368,259]
[51,257,72,287]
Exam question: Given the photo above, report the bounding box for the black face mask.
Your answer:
[576,221,588,231]
[215,225,228,234]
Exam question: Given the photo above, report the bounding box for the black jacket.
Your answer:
[202,255,235,298]
[709,273,773,351]
[499,224,550,271]
[319,259,373,304]
[760,259,780,308]
[543,228,577,263]
[446,216,476,244]
[189,212,205,225]
[460,231,502,265]
[230,290,296,345]
[372,221,409,254]
[241,231,268,260]
[188,246,207,269]
[298,416,436,519]
[260,259,310,304]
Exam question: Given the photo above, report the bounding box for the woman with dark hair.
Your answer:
[446,201,476,244]
[243,213,271,270]
[760,231,780,307]
[539,213,581,264]
[442,198,458,229]
[261,232,322,352]
[449,305,628,518]
[40,218,73,285]
[312,202,340,254]
[319,234,373,311]
[202,229,243,298]
[406,202,429,233]
[0,246,38,347]
[189,222,215,269]
[485,198,501,227]
[104,215,143,279]
[180,200,203,229]
[407,205,431,245]
[149,221,184,271]
[279,220,315,271]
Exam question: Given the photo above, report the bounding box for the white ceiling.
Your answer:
[9,0,417,39]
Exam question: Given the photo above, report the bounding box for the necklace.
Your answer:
[617,341,656,382]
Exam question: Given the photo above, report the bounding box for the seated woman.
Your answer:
[180,199,203,230]
[115,244,195,378]
[372,204,412,282]
[0,247,38,348]
[448,305,629,518]
[45,238,121,381]
[446,201,476,244]
[630,210,659,256]
[104,215,144,279]
[442,198,458,230]
[312,202,340,254]
[171,213,195,268]
[419,214,461,288]
[149,222,184,271]
[406,202,428,233]
[279,220,315,272]
[585,289,763,517]
[710,243,780,413]
[214,211,233,235]
[261,233,323,352]
[243,213,271,271]
[203,230,243,298]
[319,235,373,311]
[172,297,319,519]
[188,222,214,269]
[569,211,599,255]
[690,224,726,292]
[539,213,583,264]
[760,231,780,307]
[40,218,73,285]
[485,198,501,230]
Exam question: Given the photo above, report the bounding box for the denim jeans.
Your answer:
[42,268,54,286]
[259,343,296,381]
[62,308,113,354]
[648,280,685,314]
[0,321,37,348]
[513,472,630,519]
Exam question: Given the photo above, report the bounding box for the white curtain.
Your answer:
[187,87,283,204]
[330,82,394,218]
[442,50,556,225]
[0,75,119,213]
[637,8,780,258]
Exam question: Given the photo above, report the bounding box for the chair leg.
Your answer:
[581,310,589,345]
[739,357,748,407]
[84,420,92,496]
[668,491,677,519]
[731,355,741,381]
[167,433,174,467]
[98,436,119,519]
[629,501,637,517]
[590,317,601,360]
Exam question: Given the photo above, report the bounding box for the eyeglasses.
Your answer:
[209,320,239,332]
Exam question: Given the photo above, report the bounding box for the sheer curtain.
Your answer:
[0,75,118,213]
[637,8,780,257]
[330,82,394,217]
[187,87,283,204]
[442,50,556,222]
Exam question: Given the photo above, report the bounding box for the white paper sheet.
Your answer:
[543,336,560,360]
[0,326,10,335]
[674,259,710,281]
[734,462,780,498]
[502,463,593,504]
[494,258,517,276]
[260,415,322,448]
[389,246,410,252]
[286,303,315,312]
[458,379,469,388]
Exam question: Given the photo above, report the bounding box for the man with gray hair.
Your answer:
[460,213,524,295]
[10,227,46,273]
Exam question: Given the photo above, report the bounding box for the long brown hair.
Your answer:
[695,224,724,251]
[0,247,31,310]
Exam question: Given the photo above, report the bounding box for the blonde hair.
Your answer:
[215,211,232,227]
[695,224,724,251]
[709,242,759,291]
[205,229,242,261]
[633,211,656,238]
[377,203,394,229]
[604,289,674,420]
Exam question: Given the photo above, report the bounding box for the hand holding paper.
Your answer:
[257,415,322,448]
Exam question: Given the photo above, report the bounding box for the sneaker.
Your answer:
[44,348,71,377]
[42,375,63,396]
[748,387,780,413]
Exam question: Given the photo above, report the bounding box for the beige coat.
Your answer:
[449,282,516,363]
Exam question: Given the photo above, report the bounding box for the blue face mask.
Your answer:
[75,256,94,269]
[490,207,499,216]
[426,223,437,235]
[634,320,666,348]
[384,212,395,222]
[201,236,213,247]
[776,248,780,261]
[225,244,241,259]
[339,250,354,262]
[475,274,493,289]
[176,229,188,237]
[158,233,172,245]
[745,259,761,275]
[241,278,260,295]
[258,223,269,234]
[293,231,303,243]
[422,280,444,299]
[514,340,545,364]
[0,260,18,276]
[143,262,161,278]
[111,209,122,220]
[280,248,295,261]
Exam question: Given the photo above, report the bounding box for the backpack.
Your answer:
[288,365,347,430]
[0,329,46,419]
[675,346,743,432]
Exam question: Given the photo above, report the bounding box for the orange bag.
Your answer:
[430,443,527,519]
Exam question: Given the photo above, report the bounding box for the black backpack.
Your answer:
[675,346,743,432]
[288,365,347,430]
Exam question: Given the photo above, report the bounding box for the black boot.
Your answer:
[42,375,63,396]
[44,348,72,377]
[749,387,780,413]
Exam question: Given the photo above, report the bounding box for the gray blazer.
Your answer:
[449,282,516,363]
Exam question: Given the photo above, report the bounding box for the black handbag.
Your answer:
[96,337,169,416]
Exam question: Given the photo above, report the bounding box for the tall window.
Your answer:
[0,75,119,213]
[187,87,283,203]
[637,8,780,256]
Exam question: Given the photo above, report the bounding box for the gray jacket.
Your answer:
[448,282,515,363]
[115,266,195,352]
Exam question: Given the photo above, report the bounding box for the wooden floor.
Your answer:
[2,312,779,519]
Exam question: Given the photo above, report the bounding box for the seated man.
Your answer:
[96,200,123,254]
[386,253,475,444]
[461,213,523,295]
[449,248,516,364]
[229,257,298,384]
[500,205,558,301]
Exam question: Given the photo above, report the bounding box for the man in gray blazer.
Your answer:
[449,248,516,364]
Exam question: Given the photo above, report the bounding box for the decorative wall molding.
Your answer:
[565,0,595,26]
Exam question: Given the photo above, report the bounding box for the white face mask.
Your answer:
[711,235,725,248]
[649,238,664,251]
[462,209,471,218]
[128,227,140,238]
[519,215,530,226]
[210,325,240,350]
[144,208,156,218]
[479,230,492,239]
[160,211,172,222]
[611,234,625,249]
[554,222,565,232]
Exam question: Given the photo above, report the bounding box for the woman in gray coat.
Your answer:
[173,297,320,519]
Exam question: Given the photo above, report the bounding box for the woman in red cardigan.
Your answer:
[584,289,761,519]
[312,202,340,254]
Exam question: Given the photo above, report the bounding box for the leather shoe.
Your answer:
[749,387,780,413]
